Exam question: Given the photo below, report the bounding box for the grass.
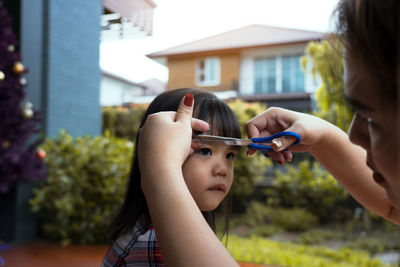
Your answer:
[216,213,400,266]
[226,235,393,267]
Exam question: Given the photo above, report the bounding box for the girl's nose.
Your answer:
[212,160,228,177]
[348,113,371,151]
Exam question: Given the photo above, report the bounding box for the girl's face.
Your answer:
[182,142,237,211]
[345,59,399,209]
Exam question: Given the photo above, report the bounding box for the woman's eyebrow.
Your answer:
[345,96,373,112]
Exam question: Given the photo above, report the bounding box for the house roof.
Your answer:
[102,70,147,89]
[147,24,325,58]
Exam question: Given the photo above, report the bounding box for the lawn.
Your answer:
[216,213,400,267]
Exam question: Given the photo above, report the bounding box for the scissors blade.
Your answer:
[193,135,253,147]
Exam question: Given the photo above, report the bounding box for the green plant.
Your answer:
[248,224,284,238]
[301,40,353,131]
[266,160,350,222]
[344,238,387,255]
[243,201,274,227]
[102,105,146,141]
[227,235,391,267]
[243,202,317,232]
[272,208,318,232]
[296,229,349,245]
[228,100,271,212]
[29,130,133,244]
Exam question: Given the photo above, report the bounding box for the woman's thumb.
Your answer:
[175,94,194,123]
[271,126,302,152]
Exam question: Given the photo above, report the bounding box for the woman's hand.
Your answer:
[246,107,332,164]
[138,94,209,191]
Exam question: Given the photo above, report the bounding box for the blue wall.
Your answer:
[22,0,102,138]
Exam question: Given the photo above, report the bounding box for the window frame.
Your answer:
[195,57,221,87]
[253,53,305,94]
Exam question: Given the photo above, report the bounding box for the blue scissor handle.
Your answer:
[248,131,301,151]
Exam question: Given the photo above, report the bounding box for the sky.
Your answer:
[100,0,340,83]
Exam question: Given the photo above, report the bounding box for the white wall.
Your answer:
[100,76,145,106]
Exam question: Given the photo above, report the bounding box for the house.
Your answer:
[147,24,324,111]
[101,71,166,106]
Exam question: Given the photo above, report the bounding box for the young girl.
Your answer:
[101,88,241,266]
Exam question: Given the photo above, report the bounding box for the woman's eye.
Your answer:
[226,152,236,161]
[356,112,372,126]
[197,148,212,156]
[366,117,382,130]
[356,112,381,131]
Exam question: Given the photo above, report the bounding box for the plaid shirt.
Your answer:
[102,215,164,267]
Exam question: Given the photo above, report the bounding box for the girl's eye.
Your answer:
[226,152,236,161]
[197,148,212,156]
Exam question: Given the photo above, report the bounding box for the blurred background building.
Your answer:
[148,24,324,112]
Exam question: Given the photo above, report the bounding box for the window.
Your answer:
[254,57,276,93]
[281,54,304,92]
[196,57,220,86]
[253,54,304,94]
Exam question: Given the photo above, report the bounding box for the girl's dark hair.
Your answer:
[109,88,241,241]
[335,0,399,100]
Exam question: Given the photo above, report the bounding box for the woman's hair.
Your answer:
[109,88,241,240]
[335,0,399,100]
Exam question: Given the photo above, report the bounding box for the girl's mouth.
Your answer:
[209,184,226,192]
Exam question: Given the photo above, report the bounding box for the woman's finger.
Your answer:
[175,94,194,124]
[191,118,209,133]
[271,136,298,152]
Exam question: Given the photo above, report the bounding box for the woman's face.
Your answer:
[182,142,237,211]
[345,59,399,209]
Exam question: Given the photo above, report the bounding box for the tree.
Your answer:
[0,2,46,192]
[301,39,354,131]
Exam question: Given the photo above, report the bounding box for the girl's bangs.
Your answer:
[193,97,241,139]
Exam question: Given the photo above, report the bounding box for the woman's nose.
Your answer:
[348,113,371,150]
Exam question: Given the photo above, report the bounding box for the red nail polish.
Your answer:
[184,94,193,107]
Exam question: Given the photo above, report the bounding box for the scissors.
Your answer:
[193,131,301,152]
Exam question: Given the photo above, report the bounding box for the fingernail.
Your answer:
[184,94,193,107]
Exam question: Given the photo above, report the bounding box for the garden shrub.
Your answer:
[228,100,271,212]
[227,235,390,267]
[295,229,349,245]
[344,238,387,255]
[29,130,133,244]
[243,201,273,227]
[248,224,284,238]
[272,208,318,232]
[296,226,400,255]
[102,105,146,141]
[266,160,351,222]
[243,202,318,232]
